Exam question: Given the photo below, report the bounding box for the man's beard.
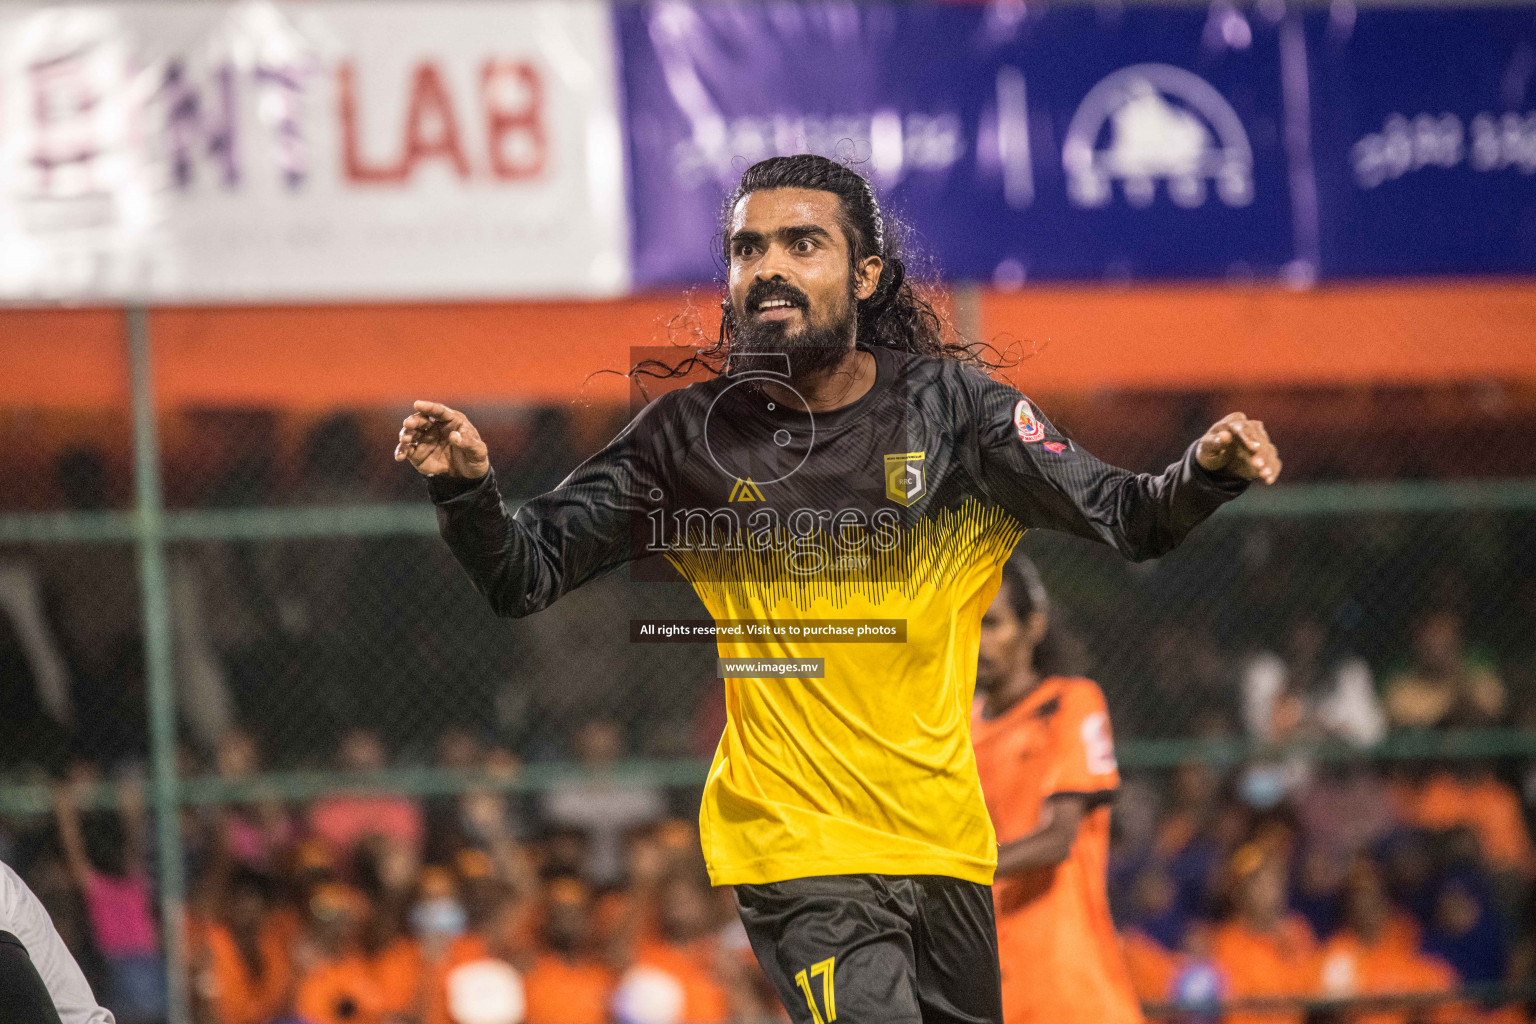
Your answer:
[727,281,857,389]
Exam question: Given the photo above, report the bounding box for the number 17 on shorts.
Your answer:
[794,957,837,1023]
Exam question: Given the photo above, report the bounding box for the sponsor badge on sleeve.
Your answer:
[1014,399,1045,443]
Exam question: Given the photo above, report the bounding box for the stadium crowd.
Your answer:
[4,722,778,1024]
[0,706,1532,1024]
[0,408,1533,1023]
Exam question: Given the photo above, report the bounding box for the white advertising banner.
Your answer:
[0,0,629,301]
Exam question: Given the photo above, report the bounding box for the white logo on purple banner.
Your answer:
[1063,63,1254,210]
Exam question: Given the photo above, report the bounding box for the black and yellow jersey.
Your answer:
[429,343,1247,885]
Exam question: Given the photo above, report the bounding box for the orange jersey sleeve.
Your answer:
[1045,679,1121,799]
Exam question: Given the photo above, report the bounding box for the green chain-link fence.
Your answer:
[7,456,1534,777]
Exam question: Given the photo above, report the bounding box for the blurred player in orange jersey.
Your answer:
[972,556,1144,1024]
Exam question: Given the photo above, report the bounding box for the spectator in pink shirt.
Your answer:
[55,774,165,1024]
[213,729,296,872]
[308,728,424,858]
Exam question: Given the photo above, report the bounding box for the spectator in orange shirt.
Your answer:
[292,884,388,1024]
[972,556,1143,1024]
[423,877,529,1024]
[1405,769,1534,879]
[1211,845,1318,1024]
[194,868,291,1024]
[522,877,615,1024]
[257,838,339,984]
[364,865,474,1022]
[1317,858,1458,1024]
[633,870,761,1024]
[383,864,524,1024]
[351,839,440,1019]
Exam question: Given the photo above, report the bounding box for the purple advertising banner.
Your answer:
[617,1,1303,288]
[617,1,1536,286]
[1308,7,1536,277]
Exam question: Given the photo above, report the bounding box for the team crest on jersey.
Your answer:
[728,477,766,502]
[1014,399,1046,443]
[884,451,927,507]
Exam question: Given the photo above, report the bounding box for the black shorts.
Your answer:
[734,874,1003,1024]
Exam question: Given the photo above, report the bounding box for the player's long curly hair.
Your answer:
[629,154,1005,384]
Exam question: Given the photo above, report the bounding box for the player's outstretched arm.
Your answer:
[396,399,662,618]
[971,377,1278,561]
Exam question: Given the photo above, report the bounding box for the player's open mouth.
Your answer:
[754,298,803,320]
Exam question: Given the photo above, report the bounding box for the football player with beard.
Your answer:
[396,154,1280,1024]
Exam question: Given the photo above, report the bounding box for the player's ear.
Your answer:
[853,256,883,302]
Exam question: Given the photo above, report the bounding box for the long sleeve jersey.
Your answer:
[430,343,1247,885]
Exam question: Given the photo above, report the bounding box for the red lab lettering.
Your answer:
[399,61,470,179]
[340,58,546,183]
[482,60,546,180]
[338,61,397,182]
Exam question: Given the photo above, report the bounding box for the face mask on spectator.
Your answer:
[1240,765,1287,809]
[411,897,467,938]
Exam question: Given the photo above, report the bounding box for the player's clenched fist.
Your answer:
[395,400,491,480]
[1195,412,1281,485]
